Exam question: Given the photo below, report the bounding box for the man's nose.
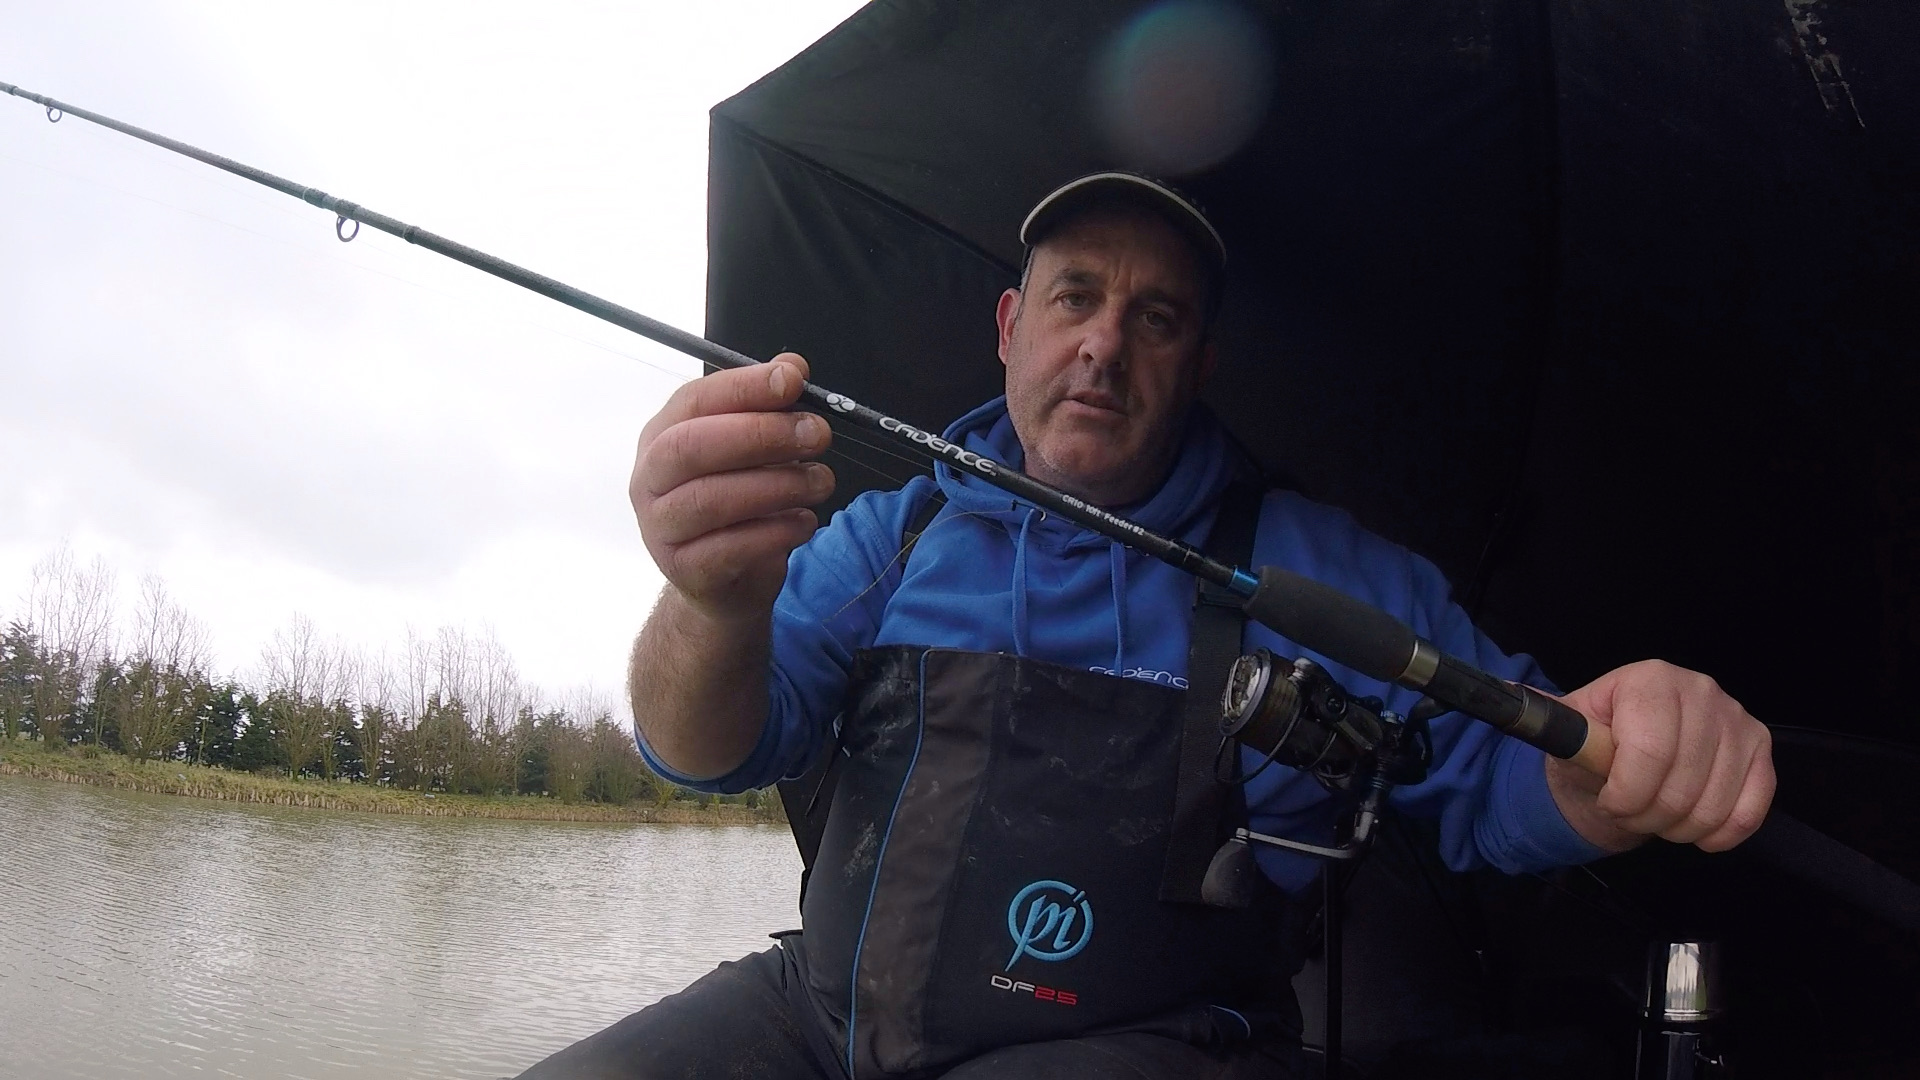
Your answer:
[1077,306,1128,372]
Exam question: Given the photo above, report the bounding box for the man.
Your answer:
[518,174,1774,1079]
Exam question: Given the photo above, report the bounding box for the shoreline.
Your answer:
[0,740,783,825]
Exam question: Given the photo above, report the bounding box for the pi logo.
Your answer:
[1005,879,1093,970]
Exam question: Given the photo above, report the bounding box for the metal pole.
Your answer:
[1323,865,1344,1080]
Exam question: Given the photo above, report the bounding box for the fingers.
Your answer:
[655,507,820,608]
[1591,664,1684,821]
[641,353,810,444]
[629,353,836,616]
[638,411,832,497]
[1601,666,1725,831]
[1573,660,1777,853]
[1652,721,1750,844]
[1696,730,1775,852]
[648,461,836,547]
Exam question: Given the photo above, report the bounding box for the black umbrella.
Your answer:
[706,0,1917,748]
[705,1,1919,1073]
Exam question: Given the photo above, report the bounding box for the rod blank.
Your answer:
[12,77,1920,941]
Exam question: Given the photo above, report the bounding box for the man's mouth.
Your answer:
[1062,393,1126,416]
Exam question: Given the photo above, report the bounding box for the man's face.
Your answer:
[997,209,1216,506]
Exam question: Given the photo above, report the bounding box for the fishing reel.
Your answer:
[1201,648,1434,908]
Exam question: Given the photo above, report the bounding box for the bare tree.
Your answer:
[116,659,210,761]
[259,615,340,778]
[466,628,522,794]
[433,625,474,711]
[469,628,523,731]
[115,577,215,760]
[407,624,527,794]
[401,625,435,725]
[21,544,118,745]
[349,646,398,783]
[1,551,637,799]
[260,614,324,702]
[381,626,433,786]
[130,575,212,674]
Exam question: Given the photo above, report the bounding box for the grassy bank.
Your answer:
[0,738,783,825]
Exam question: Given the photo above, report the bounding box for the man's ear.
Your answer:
[995,288,1022,366]
[1198,340,1218,386]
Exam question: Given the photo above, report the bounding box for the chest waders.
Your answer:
[789,485,1305,1078]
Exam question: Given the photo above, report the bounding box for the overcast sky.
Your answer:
[0,1,868,709]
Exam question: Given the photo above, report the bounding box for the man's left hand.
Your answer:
[1545,660,1775,854]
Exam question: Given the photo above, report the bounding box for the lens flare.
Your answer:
[1094,0,1275,177]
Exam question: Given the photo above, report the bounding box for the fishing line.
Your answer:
[822,509,1002,625]
[9,90,932,487]
[0,77,1656,775]
[44,107,329,227]
[9,82,1920,948]
[0,144,920,538]
[8,80,1920,938]
[0,145,680,383]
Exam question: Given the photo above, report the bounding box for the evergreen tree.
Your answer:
[412,693,467,792]
[351,702,393,785]
[191,682,243,767]
[83,659,125,751]
[585,717,648,805]
[514,708,550,795]
[331,705,365,782]
[231,693,288,774]
[543,712,589,803]
[0,622,36,740]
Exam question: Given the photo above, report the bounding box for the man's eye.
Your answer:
[1058,292,1091,309]
[1142,310,1174,331]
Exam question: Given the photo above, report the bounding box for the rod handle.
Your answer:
[1240,566,1420,685]
[1240,565,1616,773]
[1554,695,1616,776]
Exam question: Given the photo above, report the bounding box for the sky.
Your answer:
[0,0,870,710]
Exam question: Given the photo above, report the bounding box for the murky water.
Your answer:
[0,775,803,1078]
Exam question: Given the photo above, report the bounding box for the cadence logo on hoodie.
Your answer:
[1088,665,1188,689]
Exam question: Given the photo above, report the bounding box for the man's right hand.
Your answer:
[630,353,836,621]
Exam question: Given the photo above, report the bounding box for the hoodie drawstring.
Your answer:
[1010,509,1130,676]
[1011,508,1035,657]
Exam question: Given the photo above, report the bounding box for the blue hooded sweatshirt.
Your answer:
[639,397,1602,891]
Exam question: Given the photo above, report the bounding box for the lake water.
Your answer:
[0,775,804,1078]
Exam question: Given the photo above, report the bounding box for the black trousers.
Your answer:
[512,937,1306,1080]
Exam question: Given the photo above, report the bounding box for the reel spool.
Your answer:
[1202,647,1433,909]
[1219,648,1386,784]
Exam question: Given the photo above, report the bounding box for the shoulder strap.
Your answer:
[779,485,948,896]
[1160,480,1265,903]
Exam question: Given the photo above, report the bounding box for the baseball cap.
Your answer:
[1019,172,1226,271]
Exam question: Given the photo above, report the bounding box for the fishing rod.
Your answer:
[8,80,1918,938]
[0,78,1598,769]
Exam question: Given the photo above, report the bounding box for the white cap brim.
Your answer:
[1019,172,1226,269]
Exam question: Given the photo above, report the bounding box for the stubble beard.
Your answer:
[1022,408,1177,508]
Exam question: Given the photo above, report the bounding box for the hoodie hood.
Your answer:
[933,396,1245,551]
[886,396,1248,676]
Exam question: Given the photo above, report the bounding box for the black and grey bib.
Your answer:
[785,484,1300,1078]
